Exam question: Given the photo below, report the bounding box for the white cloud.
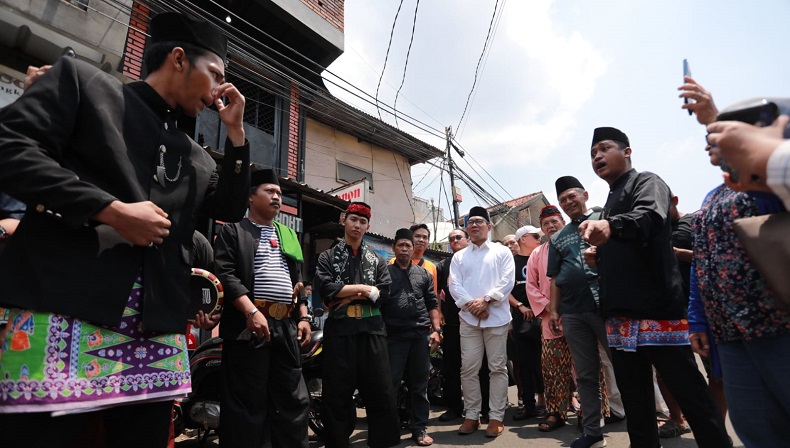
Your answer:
[464,0,610,165]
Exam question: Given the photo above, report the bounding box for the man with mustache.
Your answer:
[214,169,312,447]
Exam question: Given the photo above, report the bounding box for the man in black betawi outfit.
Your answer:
[314,202,400,448]
[382,228,443,446]
[0,11,249,447]
[579,127,731,448]
[213,169,312,447]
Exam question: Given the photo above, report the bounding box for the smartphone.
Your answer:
[683,59,692,115]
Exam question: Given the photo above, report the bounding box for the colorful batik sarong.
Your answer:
[606,317,690,352]
[0,277,190,414]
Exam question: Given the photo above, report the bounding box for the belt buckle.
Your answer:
[270,303,288,320]
[347,304,363,319]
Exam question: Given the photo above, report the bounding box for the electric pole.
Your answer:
[446,126,461,227]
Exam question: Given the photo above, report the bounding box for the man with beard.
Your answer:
[213,169,311,447]
[0,12,249,447]
[382,228,442,446]
[314,202,400,448]
[580,127,731,448]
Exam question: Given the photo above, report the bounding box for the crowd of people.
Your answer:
[0,9,789,448]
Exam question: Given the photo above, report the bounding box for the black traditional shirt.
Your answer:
[597,169,686,320]
[315,241,391,337]
[382,263,437,339]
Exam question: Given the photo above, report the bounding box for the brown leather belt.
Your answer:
[253,299,295,320]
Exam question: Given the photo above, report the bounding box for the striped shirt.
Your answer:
[252,223,293,303]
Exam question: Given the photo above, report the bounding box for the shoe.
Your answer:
[513,408,539,421]
[412,430,434,446]
[485,419,504,438]
[571,434,606,448]
[658,420,690,438]
[457,418,480,435]
[438,409,461,422]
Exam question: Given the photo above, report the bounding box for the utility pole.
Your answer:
[446,126,461,227]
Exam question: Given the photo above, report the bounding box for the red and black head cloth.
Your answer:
[539,205,562,222]
[346,202,371,220]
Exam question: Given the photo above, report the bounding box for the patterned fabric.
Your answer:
[0,277,190,414]
[692,184,790,343]
[606,317,690,352]
[541,336,573,417]
[331,239,379,286]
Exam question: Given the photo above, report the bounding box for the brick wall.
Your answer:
[299,0,344,32]
[287,82,300,178]
[121,1,150,80]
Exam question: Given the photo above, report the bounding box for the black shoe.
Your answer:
[513,408,539,421]
[438,410,461,422]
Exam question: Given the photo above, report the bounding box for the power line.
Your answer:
[375,0,406,121]
[393,0,421,129]
[456,0,507,139]
[455,0,501,133]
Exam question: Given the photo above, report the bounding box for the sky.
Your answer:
[323,0,790,223]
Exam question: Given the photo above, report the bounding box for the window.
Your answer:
[337,162,373,190]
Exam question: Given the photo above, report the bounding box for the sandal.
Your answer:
[658,419,690,438]
[412,430,433,446]
[538,413,567,432]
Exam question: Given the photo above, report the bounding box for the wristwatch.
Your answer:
[432,327,443,335]
[0,225,7,241]
[516,302,524,308]
[484,295,492,303]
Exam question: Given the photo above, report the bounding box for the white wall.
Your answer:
[304,117,415,238]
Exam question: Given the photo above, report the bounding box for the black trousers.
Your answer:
[220,318,309,448]
[441,324,490,417]
[388,334,431,433]
[0,400,173,448]
[611,345,731,448]
[321,332,400,448]
[513,331,544,410]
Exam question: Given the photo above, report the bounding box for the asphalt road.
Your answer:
[177,383,743,448]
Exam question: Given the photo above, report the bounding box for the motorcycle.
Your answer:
[173,336,223,441]
[174,310,326,442]
[300,308,326,440]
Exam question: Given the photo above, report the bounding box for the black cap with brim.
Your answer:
[591,127,629,148]
[250,168,279,187]
[150,12,227,61]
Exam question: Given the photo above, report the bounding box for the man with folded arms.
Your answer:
[314,202,400,448]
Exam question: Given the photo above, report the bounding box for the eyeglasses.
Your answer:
[448,235,466,241]
[467,219,487,227]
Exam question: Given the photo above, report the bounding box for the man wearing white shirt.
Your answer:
[449,206,515,438]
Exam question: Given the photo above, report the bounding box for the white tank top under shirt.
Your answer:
[251,222,293,303]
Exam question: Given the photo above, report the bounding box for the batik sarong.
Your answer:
[0,276,190,414]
